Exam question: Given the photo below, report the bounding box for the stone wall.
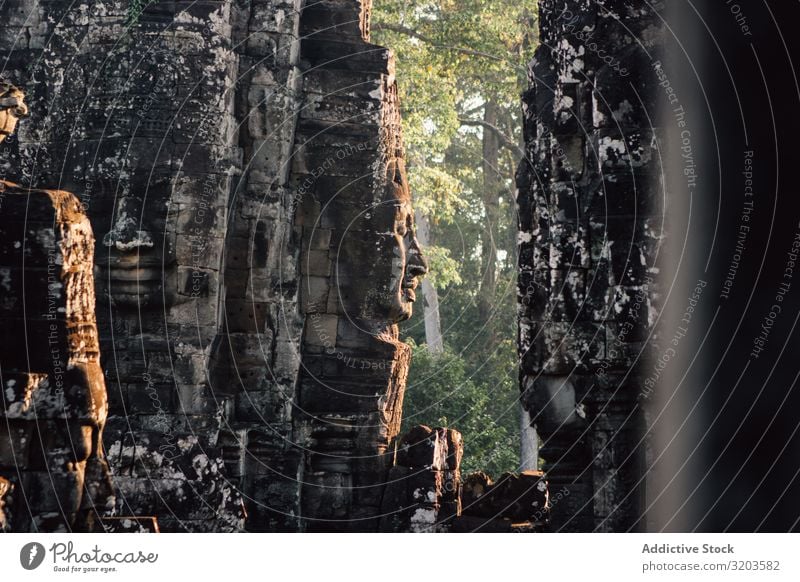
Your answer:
[0,0,430,532]
[211,0,306,533]
[516,0,665,531]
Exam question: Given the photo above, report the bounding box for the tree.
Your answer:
[403,341,518,476]
[373,0,539,475]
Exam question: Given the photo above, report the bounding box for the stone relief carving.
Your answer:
[0,0,549,533]
[0,84,114,532]
[289,2,436,529]
[516,1,663,531]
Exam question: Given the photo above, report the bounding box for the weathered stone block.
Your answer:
[300,276,330,313]
[0,422,33,469]
[304,313,337,347]
[302,249,331,277]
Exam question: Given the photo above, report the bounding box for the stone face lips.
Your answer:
[516,1,665,531]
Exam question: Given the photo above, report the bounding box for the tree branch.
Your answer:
[458,117,523,155]
[460,102,485,118]
[372,23,506,63]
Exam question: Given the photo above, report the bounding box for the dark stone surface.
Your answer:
[0,0,429,532]
[0,119,114,531]
[516,0,665,531]
[461,471,549,522]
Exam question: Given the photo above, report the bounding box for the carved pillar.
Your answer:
[212,0,307,532]
[293,0,428,531]
[517,0,665,531]
[0,168,114,531]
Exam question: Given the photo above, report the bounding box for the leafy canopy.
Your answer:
[374,0,539,476]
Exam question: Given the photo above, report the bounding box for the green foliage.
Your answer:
[374,0,537,214]
[403,341,519,476]
[422,244,462,288]
[409,165,465,223]
[374,0,538,476]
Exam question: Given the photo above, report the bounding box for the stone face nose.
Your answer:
[102,199,154,251]
[407,236,429,279]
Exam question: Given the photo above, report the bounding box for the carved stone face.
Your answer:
[388,198,428,322]
[96,176,224,318]
[90,49,226,321]
[0,82,27,142]
[99,191,168,309]
[385,158,428,322]
[330,157,428,324]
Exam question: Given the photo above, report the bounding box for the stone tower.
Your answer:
[516,0,666,531]
[0,82,115,532]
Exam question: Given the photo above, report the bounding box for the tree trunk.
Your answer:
[505,146,520,263]
[416,212,444,353]
[478,100,501,329]
[520,407,539,471]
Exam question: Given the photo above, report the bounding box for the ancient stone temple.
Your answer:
[0,0,555,533]
[0,0,470,532]
[516,0,665,531]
